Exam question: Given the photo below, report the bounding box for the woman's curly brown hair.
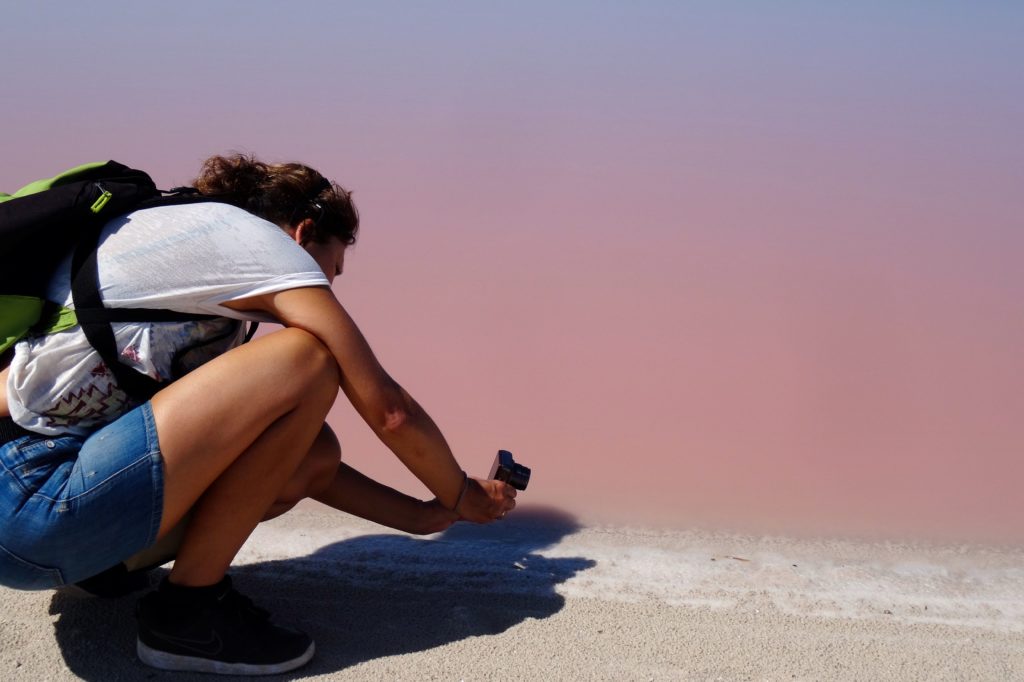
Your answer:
[192,154,359,245]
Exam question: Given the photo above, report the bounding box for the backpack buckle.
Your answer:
[90,183,113,213]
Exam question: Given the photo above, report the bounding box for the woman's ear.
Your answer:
[292,218,316,246]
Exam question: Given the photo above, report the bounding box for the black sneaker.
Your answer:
[135,576,314,675]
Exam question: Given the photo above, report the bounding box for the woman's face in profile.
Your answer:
[302,237,347,284]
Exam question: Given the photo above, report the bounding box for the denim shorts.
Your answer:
[0,403,164,590]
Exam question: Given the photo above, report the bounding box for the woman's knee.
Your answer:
[271,328,339,399]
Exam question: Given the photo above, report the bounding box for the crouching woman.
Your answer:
[0,154,516,675]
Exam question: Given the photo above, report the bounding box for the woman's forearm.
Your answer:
[234,287,469,512]
[313,461,454,534]
[371,388,467,509]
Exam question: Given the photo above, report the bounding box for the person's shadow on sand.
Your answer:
[49,506,594,680]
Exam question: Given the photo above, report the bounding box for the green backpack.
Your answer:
[1,161,161,351]
[0,161,219,400]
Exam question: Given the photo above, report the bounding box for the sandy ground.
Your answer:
[2,503,1023,681]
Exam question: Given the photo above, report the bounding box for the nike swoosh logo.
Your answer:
[149,630,224,656]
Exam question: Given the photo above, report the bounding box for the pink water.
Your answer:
[324,169,1023,546]
[3,4,1022,545]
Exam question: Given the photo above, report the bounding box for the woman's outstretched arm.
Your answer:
[316,461,457,534]
[224,286,515,523]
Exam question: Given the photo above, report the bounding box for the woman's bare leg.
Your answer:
[260,422,457,536]
[149,328,339,586]
[122,425,342,570]
[262,424,341,521]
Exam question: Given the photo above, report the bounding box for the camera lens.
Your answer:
[507,462,531,490]
[491,450,531,491]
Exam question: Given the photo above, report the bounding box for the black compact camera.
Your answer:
[489,450,531,490]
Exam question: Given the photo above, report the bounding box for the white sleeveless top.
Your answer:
[7,202,328,436]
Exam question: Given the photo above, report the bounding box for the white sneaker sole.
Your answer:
[137,638,315,675]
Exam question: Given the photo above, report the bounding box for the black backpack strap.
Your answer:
[69,215,216,401]
[70,221,163,400]
[74,307,216,324]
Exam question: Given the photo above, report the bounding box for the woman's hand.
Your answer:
[456,477,517,523]
[410,478,518,532]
